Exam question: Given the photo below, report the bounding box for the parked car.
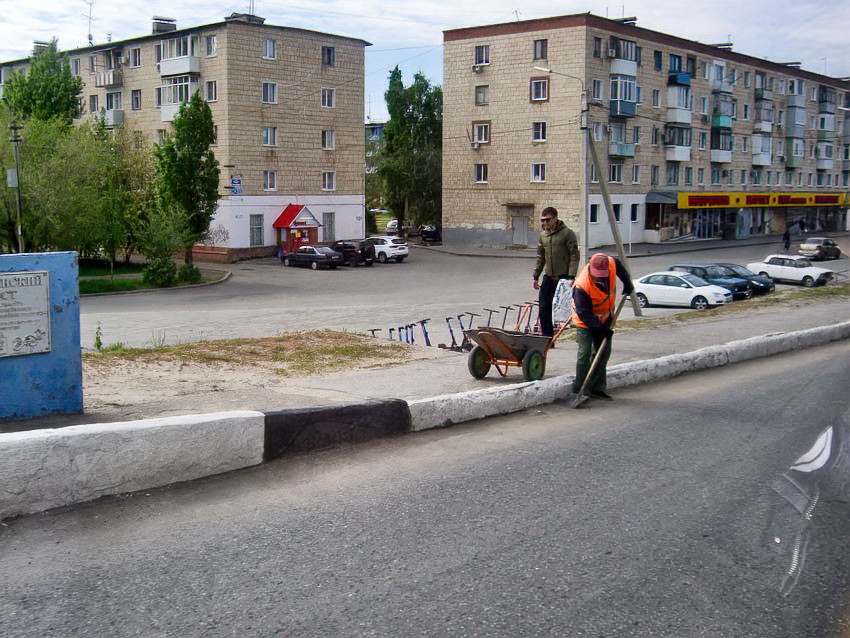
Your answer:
[633,271,733,310]
[669,263,753,300]
[282,245,344,269]
[419,224,442,243]
[385,219,398,234]
[330,240,375,266]
[364,235,409,263]
[798,237,842,260]
[746,254,834,287]
[713,263,775,295]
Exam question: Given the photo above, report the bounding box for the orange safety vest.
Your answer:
[570,256,617,329]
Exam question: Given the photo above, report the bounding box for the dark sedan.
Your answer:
[714,263,775,295]
[282,245,344,269]
[330,240,375,266]
[798,237,842,261]
[669,263,753,300]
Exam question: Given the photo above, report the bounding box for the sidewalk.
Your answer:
[417,231,849,260]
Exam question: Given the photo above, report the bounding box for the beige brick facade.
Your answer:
[443,14,849,250]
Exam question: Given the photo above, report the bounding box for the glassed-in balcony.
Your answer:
[608,141,635,157]
[710,78,733,93]
[710,149,732,163]
[667,71,691,86]
[818,100,836,114]
[784,154,803,168]
[610,58,637,77]
[103,109,124,126]
[786,122,805,138]
[753,119,772,134]
[786,94,805,108]
[816,158,833,170]
[754,88,773,102]
[752,152,771,166]
[666,145,691,162]
[711,114,732,128]
[159,55,201,76]
[609,100,636,117]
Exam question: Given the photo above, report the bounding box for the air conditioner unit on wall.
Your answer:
[607,48,617,58]
[470,142,480,150]
[472,64,483,73]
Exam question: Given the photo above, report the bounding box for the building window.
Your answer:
[263,127,277,146]
[474,85,489,106]
[132,131,143,149]
[653,50,662,71]
[474,163,488,183]
[613,203,621,222]
[474,45,490,66]
[630,203,639,222]
[163,75,191,105]
[752,170,762,185]
[609,163,623,183]
[162,35,198,60]
[593,38,602,58]
[684,166,693,185]
[88,55,97,72]
[590,204,599,223]
[212,125,218,145]
[106,91,122,110]
[262,82,277,104]
[666,163,679,185]
[590,163,598,183]
[130,48,141,67]
[698,132,706,149]
[711,167,721,185]
[741,170,747,184]
[206,35,217,57]
[669,54,682,72]
[742,136,748,152]
[532,121,547,142]
[71,58,81,76]
[743,104,749,120]
[699,97,707,114]
[651,127,659,145]
[533,39,548,60]
[664,126,692,147]
[205,80,217,102]
[263,170,276,191]
[530,78,548,101]
[697,168,705,184]
[610,75,636,102]
[262,38,276,59]
[131,89,141,110]
[249,214,264,247]
[531,163,546,182]
[154,45,161,64]
[633,126,641,145]
[155,88,162,107]
[321,88,336,107]
[592,122,605,141]
[591,79,604,100]
[322,171,336,191]
[632,165,640,183]
[322,46,335,67]
[322,130,335,150]
[156,129,167,144]
[650,165,659,185]
[472,121,490,144]
[652,89,660,107]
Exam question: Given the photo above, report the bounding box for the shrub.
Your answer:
[178,264,202,284]
[143,258,177,287]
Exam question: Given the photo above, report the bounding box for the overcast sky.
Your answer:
[1,0,847,122]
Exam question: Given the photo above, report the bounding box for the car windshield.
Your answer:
[678,273,709,287]
[315,247,335,254]
[725,265,755,277]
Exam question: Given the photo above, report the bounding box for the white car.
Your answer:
[385,219,398,234]
[365,235,409,263]
[746,254,834,287]
[633,271,733,310]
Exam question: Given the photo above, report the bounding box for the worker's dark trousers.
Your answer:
[572,327,612,394]
[538,275,560,337]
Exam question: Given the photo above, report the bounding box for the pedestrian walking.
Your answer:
[570,253,633,401]
[783,228,791,252]
[532,207,579,337]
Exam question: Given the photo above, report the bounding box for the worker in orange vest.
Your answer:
[570,253,633,400]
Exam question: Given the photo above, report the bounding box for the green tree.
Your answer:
[154,91,220,266]
[378,67,442,232]
[2,39,83,123]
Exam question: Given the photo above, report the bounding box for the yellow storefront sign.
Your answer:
[676,192,847,210]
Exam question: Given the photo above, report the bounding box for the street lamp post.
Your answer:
[9,120,24,253]
[534,66,589,266]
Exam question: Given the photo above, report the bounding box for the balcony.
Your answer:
[786,94,805,108]
[754,88,773,102]
[710,78,733,93]
[710,149,732,163]
[786,123,805,138]
[843,159,850,171]
[818,101,836,114]
[752,152,771,166]
[817,129,835,141]
[667,71,691,86]
[159,55,201,76]
[816,158,833,170]
[711,114,732,128]
[608,141,635,157]
[609,58,637,76]
[667,107,691,125]
[753,119,772,134]
[785,155,803,168]
[609,100,636,117]
[103,109,124,126]
[160,103,181,121]
[666,145,691,162]
[95,69,123,88]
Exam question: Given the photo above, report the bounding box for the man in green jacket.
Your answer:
[533,207,580,337]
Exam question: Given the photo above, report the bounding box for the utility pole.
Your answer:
[9,120,24,253]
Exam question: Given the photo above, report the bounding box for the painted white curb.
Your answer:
[410,321,850,432]
[0,411,264,520]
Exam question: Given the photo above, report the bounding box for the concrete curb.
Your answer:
[0,411,264,521]
[80,269,232,297]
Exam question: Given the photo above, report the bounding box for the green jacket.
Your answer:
[533,220,579,279]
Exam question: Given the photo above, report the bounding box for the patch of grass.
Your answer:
[78,260,145,277]
[83,329,410,376]
[79,274,220,295]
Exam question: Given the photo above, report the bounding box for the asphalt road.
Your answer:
[2,343,848,637]
[80,241,849,349]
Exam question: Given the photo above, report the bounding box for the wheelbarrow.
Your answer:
[463,322,569,381]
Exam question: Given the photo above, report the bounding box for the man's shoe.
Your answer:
[589,389,613,400]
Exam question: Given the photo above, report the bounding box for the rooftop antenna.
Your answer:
[249,0,255,15]
[513,9,520,21]
[83,0,95,45]
[817,57,827,74]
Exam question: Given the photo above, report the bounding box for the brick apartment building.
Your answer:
[0,13,369,261]
[442,13,849,251]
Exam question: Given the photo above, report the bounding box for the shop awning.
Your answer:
[272,204,322,229]
[645,191,679,205]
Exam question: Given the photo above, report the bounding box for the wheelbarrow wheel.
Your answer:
[522,349,545,381]
[467,345,491,379]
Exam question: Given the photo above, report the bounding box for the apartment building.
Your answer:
[0,14,369,261]
[443,13,849,250]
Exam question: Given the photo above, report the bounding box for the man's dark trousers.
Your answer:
[538,274,563,337]
[572,326,612,394]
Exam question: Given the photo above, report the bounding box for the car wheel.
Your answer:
[364,260,374,267]
[283,257,292,267]
[802,275,815,287]
[396,256,405,263]
[635,292,649,308]
[311,261,319,270]
[758,271,769,279]
[691,295,709,311]
[377,252,388,264]
[467,345,491,379]
[522,349,546,381]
